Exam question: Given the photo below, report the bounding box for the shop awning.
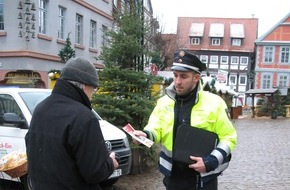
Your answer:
[245,88,277,95]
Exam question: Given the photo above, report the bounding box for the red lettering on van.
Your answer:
[0,143,12,149]
[5,143,12,149]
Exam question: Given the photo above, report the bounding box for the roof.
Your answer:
[202,76,238,96]
[176,17,258,52]
[255,12,290,43]
[209,23,224,37]
[230,24,244,38]
[245,89,277,94]
[189,23,205,37]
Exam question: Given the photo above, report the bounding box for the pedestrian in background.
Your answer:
[25,57,119,190]
[133,50,237,190]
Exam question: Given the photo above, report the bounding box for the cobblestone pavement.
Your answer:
[108,113,290,190]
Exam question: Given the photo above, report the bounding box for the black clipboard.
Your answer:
[173,125,219,164]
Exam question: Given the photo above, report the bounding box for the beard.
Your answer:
[175,83,198,97]
[175,86,191,96]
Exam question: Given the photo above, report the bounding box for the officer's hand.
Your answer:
[109,152,119,170]
[132,130,147,145]
[188,156,206,173]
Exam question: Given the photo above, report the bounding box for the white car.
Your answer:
[0,88,132,190]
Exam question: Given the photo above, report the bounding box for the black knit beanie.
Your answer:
[60,57,99,87]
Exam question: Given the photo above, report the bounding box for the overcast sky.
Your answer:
[151,0,290,37]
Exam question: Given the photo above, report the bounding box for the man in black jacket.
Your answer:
[25,57,119,190]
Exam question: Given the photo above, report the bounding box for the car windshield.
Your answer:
[18,91,102,120]
[19,91,51,114]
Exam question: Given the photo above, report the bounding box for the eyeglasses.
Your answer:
[92,86,98,93]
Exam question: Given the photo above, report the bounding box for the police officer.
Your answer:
[133,50,237,190]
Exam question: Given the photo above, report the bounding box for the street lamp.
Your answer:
[17,0,36,41]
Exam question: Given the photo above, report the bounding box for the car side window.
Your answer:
[0,94,26,128]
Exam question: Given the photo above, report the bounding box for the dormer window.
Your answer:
[190,37,200,45]
[189,23,204,45]
[211,38,221,45]
[230,24,244,46]
[209,23,224,46]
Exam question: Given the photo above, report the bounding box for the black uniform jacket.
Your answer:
[25,79,114,190]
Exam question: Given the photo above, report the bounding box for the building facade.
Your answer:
[0,0,113,88]
[175,17,258,105]
[254,12,290,92]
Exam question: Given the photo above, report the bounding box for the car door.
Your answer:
[0,93,29,180]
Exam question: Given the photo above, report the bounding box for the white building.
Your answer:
[0,0,113,88]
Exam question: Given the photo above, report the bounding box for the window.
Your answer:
[0,94,25,127]
[200,55,208,63]
[102,25,108,46]
[229,75,237,85]
[231,56,239,64]
[58,6,65,39]
[211,38,220,45]
[232,39,242,46]
[190,38,200,45]
[0,0,3,30]
[280,47,290,64]
[239,75,246,85]
[261,73,272,89]
[90,20,97,48]
[220,56,228,64]
[240,57,248,65]
[75,14,83,44]
[278,74,289,87]
[263,46,274,63]
[210,56,218,64]
[39,0,48,34]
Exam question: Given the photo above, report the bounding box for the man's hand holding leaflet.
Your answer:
[123,123,154,148]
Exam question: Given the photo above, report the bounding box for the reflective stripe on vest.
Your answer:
[159,146,173,176]
[201,162,229,178]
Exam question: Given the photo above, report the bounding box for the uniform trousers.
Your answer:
[163,175,217,190]
[163,161,218,190]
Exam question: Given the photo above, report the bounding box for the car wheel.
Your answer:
[100,178,119,187]
[20,174,32,190]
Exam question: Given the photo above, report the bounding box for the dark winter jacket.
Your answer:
[25,79,114,190]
